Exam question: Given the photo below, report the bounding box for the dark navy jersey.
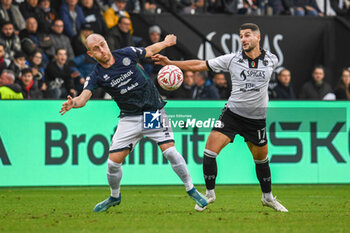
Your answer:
[84,46,165,117]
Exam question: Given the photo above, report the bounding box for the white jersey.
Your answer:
[207,50,278,119]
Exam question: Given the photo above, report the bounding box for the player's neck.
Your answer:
[100,55,116,69]
[245,47,261,60]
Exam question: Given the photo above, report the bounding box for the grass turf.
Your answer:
[1,185,350,233]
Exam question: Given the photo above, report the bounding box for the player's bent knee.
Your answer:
[159,142,175,152]
[109,149,130,164]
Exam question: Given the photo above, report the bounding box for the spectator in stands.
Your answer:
[8,50,28,79]
[36,0,57,34]
[19,17,52,59]
[81,0,107,35]
[140,25,163,77]
[181,0,205,14]
[0,43,11,72]
[19,0,40,19]
[300,65,333,100]
[289,0,323,16]
[0,69,23,99]
[18,68,42,98]
[48,19,75,60]
[45,48,76,98]
[0,0,25,31]
[125,0,141,13]
[0,21,21,60]
[334,68,350,100]
[104,0,132,33]
[26,49,46,92]
[192,71,220,99]
[106,16,134,51]
[213,72,230,100]
[170,70,195,99]
[143,0,158,13]
[71,22,93,56]
[272,68,296,99]
[330,0,350,16]
[59,0,86,39]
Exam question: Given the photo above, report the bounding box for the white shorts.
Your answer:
[109,108,174,153]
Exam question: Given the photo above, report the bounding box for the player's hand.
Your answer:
[152,54,171,66]
[163,34,176,47]
[60,95,74,115]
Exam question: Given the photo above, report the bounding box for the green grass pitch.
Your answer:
[1,185,350,233]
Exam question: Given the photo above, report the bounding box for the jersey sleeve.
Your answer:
[207,54,234,73]
[118,46,146,61]
[83,70,98,91]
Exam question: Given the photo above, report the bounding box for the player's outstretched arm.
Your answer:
[144,34,176,58]
[152,54,209,72]
[60,89,92,115]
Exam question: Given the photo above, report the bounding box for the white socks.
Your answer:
[163,147,194,191]
[107,159,122,198]
[263,192,274,202]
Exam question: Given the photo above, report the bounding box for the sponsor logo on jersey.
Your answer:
[120,82,139,94]
[111,70,134,87]
[122,57,131,66]
[117,78,132,88]
[240,69,266,80]
[143,110,162,129]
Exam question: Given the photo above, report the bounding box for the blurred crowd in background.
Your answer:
[0,0,349,100]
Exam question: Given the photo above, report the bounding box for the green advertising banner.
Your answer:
[0,100,349,186]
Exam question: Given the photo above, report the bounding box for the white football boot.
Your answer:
[261,196,288,212]
[194,190,216,212]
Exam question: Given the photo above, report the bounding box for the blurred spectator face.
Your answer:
[0,45,4,58]
[26,17,38,33]
[81,28,93,38]
[0,72,13,86]
[312,68,324,84]
[114,0,127,10]
[14,56,26,68]
[20,71,34,87]
[149,32,160,44]
[2,23,14,37]
[194,72,205,87]
[278,69,291,87]
[240,29,260,53]
[183,71,194,86]
[213,73,227,87]
[32,51,42,66]
[118,17,131,33]
[66,0,78,6]
[55,49,67,66]
[39,0,50,9]
[341,69,350,86]
[52,20,64,34]
[27,0,38,7]
[81,0,93,8]
[1,0,12,8]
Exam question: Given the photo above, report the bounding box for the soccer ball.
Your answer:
[157,65,183,91]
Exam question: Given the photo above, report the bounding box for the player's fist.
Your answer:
[164,34,176,47]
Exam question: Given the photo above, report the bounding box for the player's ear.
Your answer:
[87,50,93,58]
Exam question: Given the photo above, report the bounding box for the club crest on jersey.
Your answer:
[263,60,269,66]
[122,57,131,66]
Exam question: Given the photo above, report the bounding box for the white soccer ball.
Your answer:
[157,65,183,91]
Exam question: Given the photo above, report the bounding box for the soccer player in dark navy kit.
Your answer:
[153,23,288,212]
[60,33,208,212]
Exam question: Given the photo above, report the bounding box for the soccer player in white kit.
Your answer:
[60,34,208,212]
[153,23,288,212]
